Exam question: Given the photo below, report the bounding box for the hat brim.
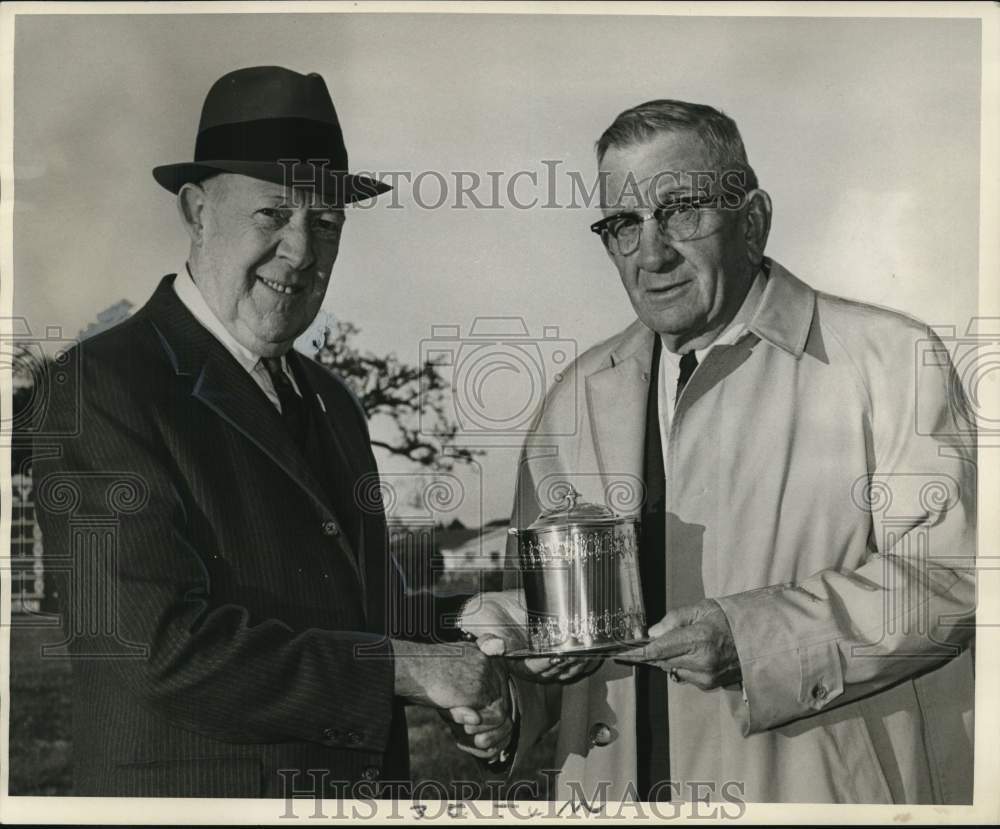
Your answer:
[152,161,391,206]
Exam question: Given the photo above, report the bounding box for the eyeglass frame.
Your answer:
[589,193,746,255]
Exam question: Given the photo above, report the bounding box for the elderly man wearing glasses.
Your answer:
[460,99,976,805]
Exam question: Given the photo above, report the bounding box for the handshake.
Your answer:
[391,590,600,762]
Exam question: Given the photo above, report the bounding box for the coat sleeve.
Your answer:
[33,344,397,750]
[714,325,977,734]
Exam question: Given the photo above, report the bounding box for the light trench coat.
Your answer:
[467,260,976,804]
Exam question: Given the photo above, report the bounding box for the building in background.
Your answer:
[78,299,134,341]
[9,300,135,616]
[439,519,510,573]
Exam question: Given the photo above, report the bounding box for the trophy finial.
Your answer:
[564,485,581,511]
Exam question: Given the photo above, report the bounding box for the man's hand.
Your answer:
[616,599,742,690]
[461,590,600,684]
[478,631,601,684]
[441,685,514,761]
[392,639,505,711]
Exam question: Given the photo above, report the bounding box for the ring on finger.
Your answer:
[668,667,682,684]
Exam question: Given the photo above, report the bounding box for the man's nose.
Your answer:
[277,218,316,271]
[634,219,679,273]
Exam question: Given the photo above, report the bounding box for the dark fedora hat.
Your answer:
[153,66,390,205]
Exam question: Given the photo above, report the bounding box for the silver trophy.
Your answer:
[507,487,649,657]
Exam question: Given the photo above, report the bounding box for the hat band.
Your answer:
[194,117,349,171]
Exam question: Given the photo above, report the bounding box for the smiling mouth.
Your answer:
[257,276,305,296]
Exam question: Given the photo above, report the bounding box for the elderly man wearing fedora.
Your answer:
[33,66,511,798]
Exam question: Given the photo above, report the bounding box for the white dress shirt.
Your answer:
[173,264,301,412]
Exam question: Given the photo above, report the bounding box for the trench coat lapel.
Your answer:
[585,321,656,490]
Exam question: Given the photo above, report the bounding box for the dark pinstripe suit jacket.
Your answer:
[34,275,459,797]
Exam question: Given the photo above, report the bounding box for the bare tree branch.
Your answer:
[311,321,481,471]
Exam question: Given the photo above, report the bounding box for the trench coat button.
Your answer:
[322,520,340,536]
[362,766,381,781]
[588,722,613,747]
[811,683,829,701]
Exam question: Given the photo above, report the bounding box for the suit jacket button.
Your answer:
[322,520,340,536]
[588,722,613,747]
[362,766,380,781]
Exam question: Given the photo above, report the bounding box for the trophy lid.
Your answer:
[524,486,623,531]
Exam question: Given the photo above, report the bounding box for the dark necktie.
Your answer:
[676,350,698,404]
[636,344,704,800]
[637,336,670,800]
[262,356,306,448]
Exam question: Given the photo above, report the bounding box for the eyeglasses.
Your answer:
[589,195,738,256]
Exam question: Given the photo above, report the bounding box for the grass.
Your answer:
[8,623,73,795]
[7,622,555,798]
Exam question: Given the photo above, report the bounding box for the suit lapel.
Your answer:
[145,275,365,591]
[287,354,371,594]
[191,354,338,524]
[288,353,363,483]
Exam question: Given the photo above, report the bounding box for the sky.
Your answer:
[10,10,984,526]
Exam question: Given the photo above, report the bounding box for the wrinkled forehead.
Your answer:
[214,173,343,212]
[597,131,720,211]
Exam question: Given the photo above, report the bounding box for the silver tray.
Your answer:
[505,637,650,659]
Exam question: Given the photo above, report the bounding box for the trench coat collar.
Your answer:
[587,259,817,481]
[603,257,817,372]
[747,258,817,359]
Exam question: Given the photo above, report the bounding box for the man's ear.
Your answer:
[177,183,209,244]
[742,189,772,268]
